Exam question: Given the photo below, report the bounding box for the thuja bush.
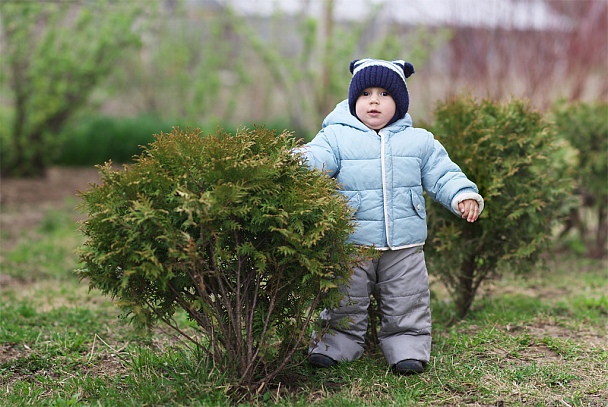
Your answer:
[551,100,607,258]
[425,96,576,318]
[77,127,365,390]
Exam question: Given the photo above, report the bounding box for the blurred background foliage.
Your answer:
[0,0,606,331]
[0,0,606,259]
[1,0,605,177]
[0,0,143,176]
[551,100,608,258]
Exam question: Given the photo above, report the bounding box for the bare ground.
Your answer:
[0,166,102,250]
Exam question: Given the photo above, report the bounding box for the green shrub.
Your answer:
[425,96,577,318]
[77,126,365,391]
[551,100,608,258]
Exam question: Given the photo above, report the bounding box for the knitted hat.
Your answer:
[348,58,415,126]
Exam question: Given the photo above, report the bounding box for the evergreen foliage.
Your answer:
[424,96,577,318]
[77,127,366,390]
[551,100,608,258]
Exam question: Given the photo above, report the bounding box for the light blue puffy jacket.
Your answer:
[298,100,484,250]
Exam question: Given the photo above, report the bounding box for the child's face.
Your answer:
[355,87,396,130]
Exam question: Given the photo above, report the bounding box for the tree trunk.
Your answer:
[365,293,380,351]
[590,205,607,259]
[456,255,477,319]
[6,131,47,178]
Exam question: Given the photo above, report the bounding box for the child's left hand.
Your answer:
[458,199,480,223]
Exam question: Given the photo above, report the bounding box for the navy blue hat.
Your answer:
[348,59,415,126]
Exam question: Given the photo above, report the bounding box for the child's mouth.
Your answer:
[368,110,380,114]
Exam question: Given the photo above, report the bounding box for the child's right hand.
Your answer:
[458,199,480,223]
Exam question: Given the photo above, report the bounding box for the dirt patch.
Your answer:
[0,166,103,250]
[0,343,31,365]
[523,322,607,351]
[0,166,102,206]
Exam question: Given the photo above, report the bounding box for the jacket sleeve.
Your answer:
[421,137,484,216]
[294,128,340,177]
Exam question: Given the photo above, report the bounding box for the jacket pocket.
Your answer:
[411,190,426,219]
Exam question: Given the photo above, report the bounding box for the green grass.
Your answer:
[1,203,607,406]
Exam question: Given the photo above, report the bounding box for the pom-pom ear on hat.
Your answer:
[391,60,415,78]
[348,58,415,126]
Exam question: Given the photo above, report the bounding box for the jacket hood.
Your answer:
[322,100,413,133]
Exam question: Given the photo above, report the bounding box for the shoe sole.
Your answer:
[309,354,336,368]
[393,361,424,375]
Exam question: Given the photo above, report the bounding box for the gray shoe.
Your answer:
[309,353,337,368]
[393,359,424,375]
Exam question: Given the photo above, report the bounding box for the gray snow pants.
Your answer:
[310,246,432,366]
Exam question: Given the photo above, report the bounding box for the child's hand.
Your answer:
[458,199,480,223]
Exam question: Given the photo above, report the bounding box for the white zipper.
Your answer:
[379,130,392,249]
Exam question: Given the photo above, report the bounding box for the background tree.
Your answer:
[552,100,608,258]
[103,0,249,126]
[440,0,607,108]
[424,96,577,319]
[0,0,145,177]
[224,0,449,136]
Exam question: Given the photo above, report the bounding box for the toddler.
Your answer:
[297,58,484,374]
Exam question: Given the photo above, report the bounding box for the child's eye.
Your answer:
[362,91,370,96]
[381,91,390,97]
